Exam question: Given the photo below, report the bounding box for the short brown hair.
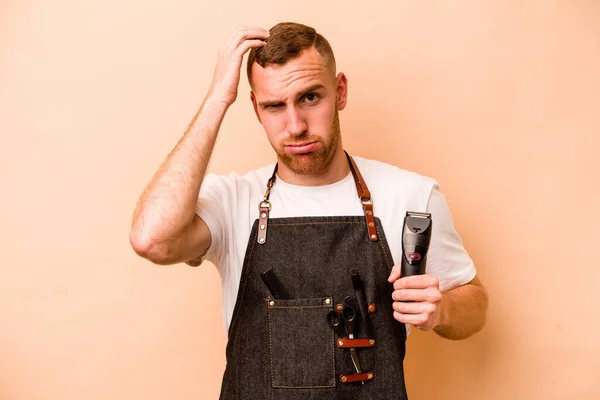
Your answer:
[246,22,336,85]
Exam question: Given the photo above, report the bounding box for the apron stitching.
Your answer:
[268,306,274,387]
[269,305,330,309]
[330,321,336,387]
[267,303,336,389]
[269,221,362,227]
[228,226,258,337]
[272,385,336,389]
[376,223,391,270]
[374,220,407,342]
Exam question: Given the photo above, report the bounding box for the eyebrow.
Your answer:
[258,84,326,108]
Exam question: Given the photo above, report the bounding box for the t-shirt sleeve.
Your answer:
[188,173,232,266]
[425,185,477,292]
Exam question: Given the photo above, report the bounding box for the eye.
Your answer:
[265,104,283,111]
[303,93,319,103]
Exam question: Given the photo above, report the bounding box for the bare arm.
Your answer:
[433,276,488,340]
[129,26,270,265]
[129,98,227,265]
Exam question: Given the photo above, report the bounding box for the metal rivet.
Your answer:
[370,234,377,240]
[338,340,344,347]
[368,304,376,313]
[261,213,267,218]
[325,298,331,305]
[336,304,344,312]
[369,339,375,345]
[368,222,375,227]
[269,300,275,306]
[340,375,347,383]
[260,224,265,230]
[259,237,265,243]
[367,373,373,379]
[365,210,372,215]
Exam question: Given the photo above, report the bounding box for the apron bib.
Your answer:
[218,153,409,400]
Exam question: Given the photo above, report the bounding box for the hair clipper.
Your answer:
[401,211,433,276]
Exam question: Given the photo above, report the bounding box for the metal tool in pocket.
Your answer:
[326,304,365,385]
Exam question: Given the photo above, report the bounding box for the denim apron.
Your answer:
[218,153,409,399]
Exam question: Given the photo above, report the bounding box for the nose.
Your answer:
[286,106,308,137]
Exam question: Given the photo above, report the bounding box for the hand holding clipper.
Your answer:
[389,211,441,329]
[400,212,432,277]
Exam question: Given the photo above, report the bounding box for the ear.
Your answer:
[335,72,348,111]
[250,91,262,124]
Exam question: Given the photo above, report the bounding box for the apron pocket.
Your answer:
[267,297,335,389]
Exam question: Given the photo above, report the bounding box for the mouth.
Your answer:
[285,142,317,155]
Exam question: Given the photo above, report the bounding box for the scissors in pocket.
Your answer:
[326,305,363,383]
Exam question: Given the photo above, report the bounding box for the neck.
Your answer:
[276,146,350,186]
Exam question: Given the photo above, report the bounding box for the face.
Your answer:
[250,47,348,177]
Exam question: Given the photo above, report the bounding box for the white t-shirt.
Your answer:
[195,156,477,333]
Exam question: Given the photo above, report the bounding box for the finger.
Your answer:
[231,27,270,48]
[392,300,436,315]
[235,39,267,56]
[226,26,267,41]
[388,264,401,283]
[393,311,429,327]
[393,274,438,290]
[391,288,442,303]
[221,27,269,56]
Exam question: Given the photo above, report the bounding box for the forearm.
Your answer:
[433,277,488,340]
[130,97,229,247]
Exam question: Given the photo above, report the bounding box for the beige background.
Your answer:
[1,0,599,399]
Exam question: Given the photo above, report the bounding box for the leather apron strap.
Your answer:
[257,152,379,245]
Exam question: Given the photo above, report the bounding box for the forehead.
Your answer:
[251,47,334,99]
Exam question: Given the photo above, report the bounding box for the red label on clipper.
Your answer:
[408,252,421,261]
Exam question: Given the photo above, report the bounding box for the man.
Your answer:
[130,22,488,399]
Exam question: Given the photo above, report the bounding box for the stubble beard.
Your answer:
[276,110,341,176]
